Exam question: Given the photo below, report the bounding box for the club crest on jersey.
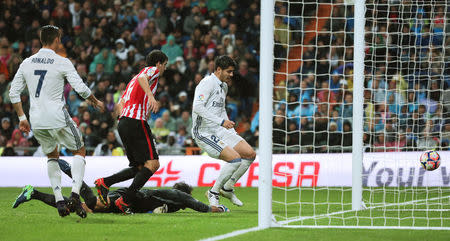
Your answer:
[198,94,205,101]
[148,68,156,76]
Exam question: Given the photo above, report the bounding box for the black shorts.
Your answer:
[118,117,159,166]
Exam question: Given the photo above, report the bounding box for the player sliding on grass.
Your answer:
[192,56,256,207]
[12,159,229,214]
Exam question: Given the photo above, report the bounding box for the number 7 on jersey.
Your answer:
[34,70,47,98]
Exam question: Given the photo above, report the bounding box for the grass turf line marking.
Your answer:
[201,194,450,240]
[277,194,450,226]
[198,226,261,241]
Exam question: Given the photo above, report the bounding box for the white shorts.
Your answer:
[193,127,243,158]
[33,123,84,155]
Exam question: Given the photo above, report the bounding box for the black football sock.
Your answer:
[124,167,153,203]
[104,167,139,187]
[57,159,72,177]
[80,185,97,210]
[31,190,69,208]
[80,182,95,200]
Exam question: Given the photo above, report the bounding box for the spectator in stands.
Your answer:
[174,91,190,113]
[67,91,82,117]
[273,109,286,153]
[175,111,192,137]
[152,118,170,145]
[115,39,129,61]
[441,122,450,149]
[93,130,122,156]
[286,121,299,153]
[184,39,199,60]
[7,128,29,155]
[1,0,448,156]
[274,16,290,48]
[161,35,183,65]
[183,6,202,36]
[0,117,13,140]
[175,125,188,147]
[162,110,177,132]
[158,131,183,155]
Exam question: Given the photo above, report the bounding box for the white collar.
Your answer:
[212,73,223,85]
[39,48,56,54]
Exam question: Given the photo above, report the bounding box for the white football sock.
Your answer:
[47,159,64,202]
[223,158,254,191]
[71,155,86,195]
[211,158,241,193]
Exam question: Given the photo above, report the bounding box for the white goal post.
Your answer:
[259,0,275,229]
[259,0,450,230]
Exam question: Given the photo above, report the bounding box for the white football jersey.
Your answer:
[9,48,91,129]
[192,73,229,134]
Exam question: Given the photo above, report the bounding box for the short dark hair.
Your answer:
[146,50,168,66]
[40,25,61,46]
[214,55,236,71]
[173,182,193,195]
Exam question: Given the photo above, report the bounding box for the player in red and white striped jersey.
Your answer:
[119,65,160,120]
[94,50,168,214]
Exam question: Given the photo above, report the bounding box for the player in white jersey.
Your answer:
[192,56,256,207]
[9,25,104,218]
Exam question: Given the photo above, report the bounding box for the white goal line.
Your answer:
[384,209,450,212]
[198,227,261,241]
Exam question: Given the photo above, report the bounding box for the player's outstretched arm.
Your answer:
[211,205,230,213]
[9,64,30,134]
[171,189,229,213]
[12,102,31,134]
[62,58,92,99]
[62,58,104,111]
[87,94,105,111]
[137,75,159,113]
[114,98,124,118]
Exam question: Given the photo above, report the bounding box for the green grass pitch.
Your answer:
[1,187,449,241]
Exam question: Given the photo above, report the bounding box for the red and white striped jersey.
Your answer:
[120,66,160,120]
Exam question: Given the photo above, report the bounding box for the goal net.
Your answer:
[263,0,450,229]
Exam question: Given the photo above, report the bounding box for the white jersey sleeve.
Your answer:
[9,62,26,104]
[9,48,92,129]
[192,78,224,126]
[61,58,91,99]
[218,82,237,134]
[219,82,229,121]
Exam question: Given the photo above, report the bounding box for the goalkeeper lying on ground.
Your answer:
[12,159,229,214]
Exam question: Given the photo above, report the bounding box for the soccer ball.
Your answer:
[419,150,441,171]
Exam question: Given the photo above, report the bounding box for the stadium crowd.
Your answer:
[0,0,449,156]
[0,0,260,156]
[271,0,450,153]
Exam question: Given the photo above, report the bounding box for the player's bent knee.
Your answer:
[144,159,160,173]
[248,150,256,160]
[71,146,86,157]
[47,147,59,159]
[241,149,256,160]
